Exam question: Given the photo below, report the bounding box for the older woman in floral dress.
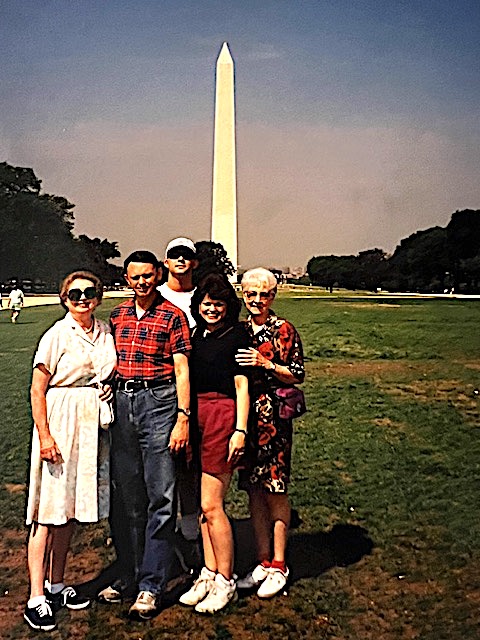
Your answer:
[235,268,305,599]
[24,271,116,632]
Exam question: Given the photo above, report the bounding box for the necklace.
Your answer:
[84,321,94,333]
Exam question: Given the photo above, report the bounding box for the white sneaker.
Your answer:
[194,573,237,614]
[97,584,122,604]
[237,564,270,590]
[128,591,157,619]
[179,567,215,606]
[257,567,289,598]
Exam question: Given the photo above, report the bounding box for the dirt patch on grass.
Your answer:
[384,379,480,425]
[4,484,26,495]
[462,362,480,371]
[307,361,419,379]
[0,525,107,639]
[345,303,402,309]
[306,361,480,427]
[328,557,479,640]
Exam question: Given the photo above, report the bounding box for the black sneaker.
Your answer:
[24,601,56,631]
[46,586,90,612]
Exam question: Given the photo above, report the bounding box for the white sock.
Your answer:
[45,581,65,594]
[216,573,234,587]
[28,595,47,608]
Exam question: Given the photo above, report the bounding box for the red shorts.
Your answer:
[197,392,236,475]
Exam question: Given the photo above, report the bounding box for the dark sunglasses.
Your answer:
[67,287,98,302]
[166,248,196,260]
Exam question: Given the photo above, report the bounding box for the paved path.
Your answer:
[1,290,131,309]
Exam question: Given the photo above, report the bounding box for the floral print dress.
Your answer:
[240,312,305,493]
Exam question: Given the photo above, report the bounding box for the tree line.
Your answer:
[307,209,480,293]
[0,162,234,290]
[0,162,122,288]
[3,161,478,294]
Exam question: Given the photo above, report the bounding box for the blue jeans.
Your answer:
[111,383,178,596]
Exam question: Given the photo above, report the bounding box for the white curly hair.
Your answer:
[241,267,278,293]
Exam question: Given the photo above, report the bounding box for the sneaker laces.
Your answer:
[35,601,53,618]
[60,586,76,605]
[137,591,154,604]
[192,575,210,591]
[205,585,219,599]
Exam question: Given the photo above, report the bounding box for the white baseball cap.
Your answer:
[165,237,196,259]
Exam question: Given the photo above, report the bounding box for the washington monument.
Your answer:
[211,42,237,274]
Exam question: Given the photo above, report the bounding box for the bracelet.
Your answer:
[234,429,247,434]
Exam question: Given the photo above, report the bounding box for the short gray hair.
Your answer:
[241,268,278,293]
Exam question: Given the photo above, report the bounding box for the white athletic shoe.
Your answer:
[237,564,270,590]
[257,566,289,598]
[128,591,158,619]
[194,573,237,614]
[179,567,215,606]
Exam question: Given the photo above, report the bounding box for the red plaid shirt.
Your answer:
[110,294,191,381]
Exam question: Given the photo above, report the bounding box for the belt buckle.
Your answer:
[124,379,136,393]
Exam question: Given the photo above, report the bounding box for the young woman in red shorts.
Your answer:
[178,273,249,614]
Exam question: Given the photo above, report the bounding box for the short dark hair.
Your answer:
[123,250,159,272]
[191,273,241,327]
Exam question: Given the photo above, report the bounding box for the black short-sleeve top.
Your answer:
[191,322,250,398]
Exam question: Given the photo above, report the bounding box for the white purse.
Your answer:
[99,398,114,430]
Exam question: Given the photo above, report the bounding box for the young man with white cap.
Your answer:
[158,238,198,329]
[159,238,201,558]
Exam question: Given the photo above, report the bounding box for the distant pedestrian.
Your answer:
[8,285,24,322]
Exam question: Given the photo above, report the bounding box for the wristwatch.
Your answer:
[178,408,191,417]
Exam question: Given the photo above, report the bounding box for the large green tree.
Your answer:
[307,210,480,293]
[446,209,480,290]
[307,255,356,292]
[193,240,235,284]
[0,161,120,287]
[386,227,449,292]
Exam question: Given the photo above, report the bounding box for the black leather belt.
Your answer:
[117,379,172,392]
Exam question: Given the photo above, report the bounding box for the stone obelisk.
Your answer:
[211,42,237,275]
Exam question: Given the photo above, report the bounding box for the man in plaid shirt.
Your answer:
[100,250,191,620]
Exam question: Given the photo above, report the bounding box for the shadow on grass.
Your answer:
[232,519,374,582]
[77,520,373,611]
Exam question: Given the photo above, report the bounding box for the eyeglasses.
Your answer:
[166,248,196,260]
[244,291,273,300]
[67,287,98,302]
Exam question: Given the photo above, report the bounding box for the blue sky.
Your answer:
[1,0,479,269]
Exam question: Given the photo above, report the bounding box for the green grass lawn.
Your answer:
[1,296,479,639]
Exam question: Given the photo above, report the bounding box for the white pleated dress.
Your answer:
[25,313,117,526]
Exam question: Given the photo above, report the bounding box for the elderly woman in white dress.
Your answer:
[24,271,116,632]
